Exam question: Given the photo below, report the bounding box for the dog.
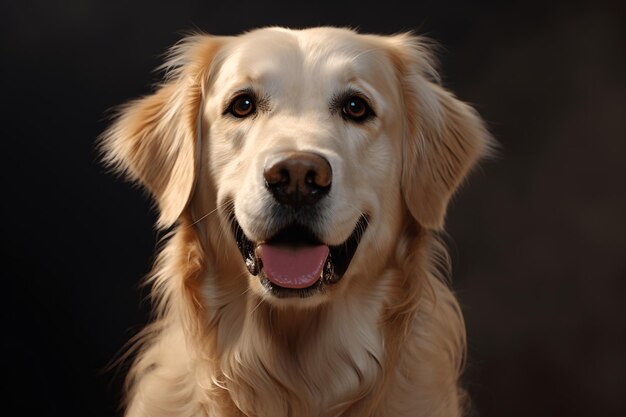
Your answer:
[101,26,491,417]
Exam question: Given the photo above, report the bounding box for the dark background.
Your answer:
[1,1,624,416]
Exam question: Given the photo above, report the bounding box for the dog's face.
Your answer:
[101,27,490,309]
[205,28,405,305]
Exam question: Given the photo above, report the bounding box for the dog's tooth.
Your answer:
[245,242,260,275]
[322,255,335,283]
[245,255,259,276]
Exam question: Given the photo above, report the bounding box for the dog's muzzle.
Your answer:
[230,151,367,298]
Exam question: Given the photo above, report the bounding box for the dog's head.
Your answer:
[101,27,491,308]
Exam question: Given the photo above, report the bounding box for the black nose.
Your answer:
[264,152,332,207]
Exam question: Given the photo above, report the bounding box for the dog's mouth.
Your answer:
[231,216,368,298]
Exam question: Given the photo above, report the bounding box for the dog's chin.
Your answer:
[230,215,368,303]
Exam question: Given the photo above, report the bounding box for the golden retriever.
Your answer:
[101,26,492,417]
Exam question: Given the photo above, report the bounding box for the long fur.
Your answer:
[101,27,492,417]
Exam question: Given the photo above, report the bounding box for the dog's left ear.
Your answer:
[387,34,493,230]
[100,35,223,229]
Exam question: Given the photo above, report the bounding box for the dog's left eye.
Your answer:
[341,96,374,122]
[227,94,257,118]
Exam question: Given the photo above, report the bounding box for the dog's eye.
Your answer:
[228,94,256,118]
[341,96,374,122]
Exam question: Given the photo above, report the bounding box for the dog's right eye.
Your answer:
[227,94,257,118]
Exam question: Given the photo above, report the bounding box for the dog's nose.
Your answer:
[264,152,332,207]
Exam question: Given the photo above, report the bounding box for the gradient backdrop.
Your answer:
[1,1,624,416]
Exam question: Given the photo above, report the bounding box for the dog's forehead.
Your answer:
[215,28,394,94]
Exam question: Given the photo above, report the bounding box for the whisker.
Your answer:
[217,201,237,260]
[250,296,265,315]
[189,206,220,227]
[189,198,234,228]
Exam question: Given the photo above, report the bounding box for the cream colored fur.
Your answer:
[101,27,492,417]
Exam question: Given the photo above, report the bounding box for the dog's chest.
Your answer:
[215,304,385,416]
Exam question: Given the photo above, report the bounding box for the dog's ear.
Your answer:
[100,35,223,229]
[387,34,493,230]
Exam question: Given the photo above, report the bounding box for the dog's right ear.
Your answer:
[100,35,223,229]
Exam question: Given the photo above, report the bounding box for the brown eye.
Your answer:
[342,96,373,122]
[228,94,256,118]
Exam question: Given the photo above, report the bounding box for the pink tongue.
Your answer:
[257,244,329,289]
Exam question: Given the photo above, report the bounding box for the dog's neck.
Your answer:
[204,281,391,416]
[179,214,428,416]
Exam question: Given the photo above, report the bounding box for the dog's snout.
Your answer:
[264,152,332,207]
